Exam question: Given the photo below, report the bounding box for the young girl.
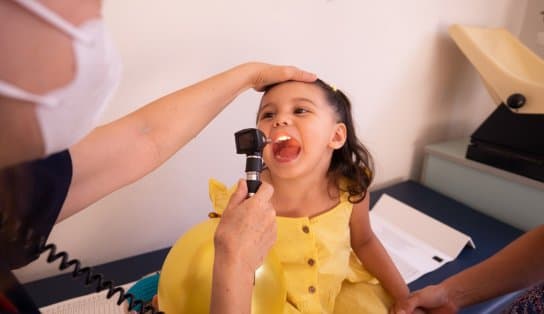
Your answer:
[206,79,408,313]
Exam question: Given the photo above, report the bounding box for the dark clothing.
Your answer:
[505,283,544,314]
[0,151,72,269]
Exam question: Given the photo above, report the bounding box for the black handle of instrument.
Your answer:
[235,128,268,197]
[245,153,263,196]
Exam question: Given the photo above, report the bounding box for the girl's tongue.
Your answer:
[272,135,301,162]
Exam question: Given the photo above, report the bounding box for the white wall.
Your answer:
[16,0,529,283]
[519,0,544,57]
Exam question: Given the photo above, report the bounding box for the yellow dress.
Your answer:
[209,179,392,314]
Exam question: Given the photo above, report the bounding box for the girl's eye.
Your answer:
[259,112,274,120]
[294,108,309,114]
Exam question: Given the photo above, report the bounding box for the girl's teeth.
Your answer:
[275,135,291,143]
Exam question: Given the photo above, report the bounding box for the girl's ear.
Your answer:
[329,122,347,149]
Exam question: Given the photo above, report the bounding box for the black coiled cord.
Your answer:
[39,242,164,314]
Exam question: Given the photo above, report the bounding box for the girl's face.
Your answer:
[257,81,346,180]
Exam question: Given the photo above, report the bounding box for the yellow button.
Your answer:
[302,225,310,233]
[307,258,315,266]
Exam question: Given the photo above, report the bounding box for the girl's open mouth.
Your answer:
[271,134,301,162]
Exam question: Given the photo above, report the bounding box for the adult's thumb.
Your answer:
[225,179,248,210]
[251,181,274,202]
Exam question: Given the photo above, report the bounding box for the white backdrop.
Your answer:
[16,0,534,282]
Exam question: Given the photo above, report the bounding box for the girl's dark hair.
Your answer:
[262,79,374,204]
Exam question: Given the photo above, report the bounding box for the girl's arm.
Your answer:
[58,62,315,222]
[350,194,409,302]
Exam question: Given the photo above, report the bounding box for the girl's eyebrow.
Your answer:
[261,97,316,109]
[292,97,316,107]
[259,97,317,113]
[259,102,275,112]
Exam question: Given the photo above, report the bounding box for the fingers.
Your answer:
[215,179,277,271]
[225,180,274,211]
[392,285,454,314]
[391,296,418,314]
[402,295,420,313]
[224,179,248,210]
[278,66,317,83]
[287,66,318,83]
[250,180,274,203]
[253,65,317,91]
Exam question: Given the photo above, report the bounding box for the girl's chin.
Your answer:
[262,164,301,181]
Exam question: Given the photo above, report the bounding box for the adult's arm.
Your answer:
[58,62,315,221]
[394,225,544,313]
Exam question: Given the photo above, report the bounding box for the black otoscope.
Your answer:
[235,128,269,197]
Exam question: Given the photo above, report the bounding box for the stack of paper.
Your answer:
[370,194,475,283]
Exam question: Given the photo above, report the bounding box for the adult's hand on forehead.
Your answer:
[248,62,317,92]
[214,179,277,272]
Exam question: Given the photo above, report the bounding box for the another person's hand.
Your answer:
[244,62,317,91]
[214,179,277,273]
[393,284,458,314]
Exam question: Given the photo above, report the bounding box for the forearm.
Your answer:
[127,62,257,165]
[354,235,409,300]
[210,250,254,314]
[60,63,259,220]
[444,225,544,308]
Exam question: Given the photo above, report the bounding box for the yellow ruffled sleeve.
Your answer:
[208,178,238,215]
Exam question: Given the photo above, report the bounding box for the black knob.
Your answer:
[506,93,526,109]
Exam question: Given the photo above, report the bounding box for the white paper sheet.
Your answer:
[370,194,475,283]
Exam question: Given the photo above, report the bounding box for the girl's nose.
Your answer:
[272,115,290,128]
[273,120,289,127]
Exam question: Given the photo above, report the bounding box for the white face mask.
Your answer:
[0,0,122,155]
